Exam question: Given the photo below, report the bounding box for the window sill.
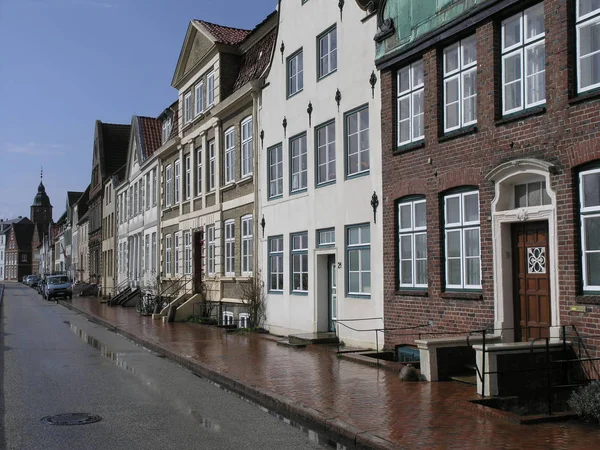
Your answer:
[575,295,600,305]
[268,194,283,201]
[291,291,308,296]
[396,289,428,297]
[394,141,424,155]
[495,106,546,126]
[221,183,236,192]
[346,170,370,181]
[287,89,303,100]
[268,290,284,295]
[316,180,336,189]
[441,291,483,301]
[290,188,308,196]
[346,293,371,299]
[569,88,600,106]
[221,276,236,281]
[317,69,337,83]
[438,125,477,143]
[238,175,253,186]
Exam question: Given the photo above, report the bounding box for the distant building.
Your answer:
[0,217,28,281]
[4,218,34,281]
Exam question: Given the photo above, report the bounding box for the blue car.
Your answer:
[44,275,73,300]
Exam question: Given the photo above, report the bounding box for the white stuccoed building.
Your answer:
[259,0,382,348]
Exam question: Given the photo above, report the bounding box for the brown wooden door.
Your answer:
[512,221,551,341]
[193,231,204,294]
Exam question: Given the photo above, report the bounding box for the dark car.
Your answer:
[44,275,72,300]
[29,276,41,287]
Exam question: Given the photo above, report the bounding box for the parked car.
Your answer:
[22,275,32,284]
[29,276,41,287]
[37,278,46,295]
[44,275,72,300]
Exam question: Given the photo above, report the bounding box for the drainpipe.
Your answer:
[250,80,263,285]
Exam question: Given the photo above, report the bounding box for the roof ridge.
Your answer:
[195,19,251,32]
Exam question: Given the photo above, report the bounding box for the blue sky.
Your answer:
[0,0,277,221]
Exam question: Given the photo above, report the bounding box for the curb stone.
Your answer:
[59,300,400,450]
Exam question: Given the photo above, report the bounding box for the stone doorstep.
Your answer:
[415,334,502,350]
[276,339,307,349]
[58,300,397,450]
[288,332,339,346]
[472,339,569,353]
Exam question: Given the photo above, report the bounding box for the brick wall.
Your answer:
[380,0,600,352]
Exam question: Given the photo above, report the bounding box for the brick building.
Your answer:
[373,0,600,352]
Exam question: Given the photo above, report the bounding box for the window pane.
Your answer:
[447,230,461,257]
[503,14,522,49]
[464,193,479,222]
[349,227,359,245]
[446,197,461,224]
[579,22,600,90]
[448,259,462,285]
[400,235,412,259]
[466,258,481,286]
[415,202,426,228]
[586,253,600,286]
[361,226,370,243]
[400,204,412,229]
[515,184,527,207]
[445,77,460,129]
[525,3,545,40]
[464,229,480,257]
[579,0,600,18]
[412,60,424,86]
[583,172,600,207]
[416,260,427,285]
[542,181,551,205]
[401,261,412,284]
[412,90,424,138]
[349,273,360,293]
[361,272,371,293]
[349,249,360,271]
[444,43,459,74]
[398,67,410,93]
[526,44,546,105]
[585,216,600,251]
[462,35,477,66]
[363,249,371,270]
[528,182,541,206]
[504,54,522,111]
[463,71,477,123]
[415,234,427,259]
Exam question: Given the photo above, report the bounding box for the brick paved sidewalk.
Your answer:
[61,297,600,449]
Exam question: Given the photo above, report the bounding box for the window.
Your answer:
[347,224,371,295]
[287,50,304,97]
[269,236,284,291]
[398,198,427,288]
[346,107,370,176]
[162,117,172,144]
[208,140,216,191]
[222,311,234,326]
[134,183,138,215]
[318,26,337,78]
[152,168,157,206]
[291,232,308,293]
[397,60,425,146]
[151,232,157,274]
[514,181,551,207]
[145,174,150,211]
[165,234,172,276]
[196,147,202,196]
[224,220,235,276]
[238,313,249,329]
[576,0,600,92]
[316,121,336,185]
[185,155,191,200]
[165,165,172,207]
[195,81,204,116]
[184,92,192,124]
[241,117,253,177]
[290,134,307,192]
[225,128,235,184]
[268,144,283,198]
[318,228,335,247]
[21,254,27,262]
[207,225,215,276]
[207,71,215,107]
[444,190,481,289]
[145,234,150,273]
[174,159,181,204]
[443,36,477,132]
[241,215,253,276]
[501,4,545,115]
[140,178,145,213]
[184,231,192,275]
[174,233,180,276]
[580,168,600,290]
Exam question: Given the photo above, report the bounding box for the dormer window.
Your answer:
[162,117,172,144]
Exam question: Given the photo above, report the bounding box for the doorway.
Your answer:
[193,230,204,294]
[328,255,336,332]
[512,221,551,341]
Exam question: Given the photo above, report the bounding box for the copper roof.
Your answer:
[196,20,251,45]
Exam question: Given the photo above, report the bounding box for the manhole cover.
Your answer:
[40,413,102,426]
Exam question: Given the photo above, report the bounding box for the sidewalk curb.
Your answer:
[59,300,402,450]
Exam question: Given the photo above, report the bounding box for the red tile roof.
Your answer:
[233,26,277,92]
[196,20,251,45]
[138,116,162,159]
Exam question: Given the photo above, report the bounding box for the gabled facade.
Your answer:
[54,211,67,274]
[73,185,90,282]
[102,175,118,295]
[5,218,34,281]
[0,217,27,280]
[259,0,382,347]
[65,191,83,280]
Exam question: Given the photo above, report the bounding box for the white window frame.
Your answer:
[316,121,336,185]
[209,140,216,191]
[222,311,234,326]
[174,159,181,204]
[398,199,427,289]
[347,224,371,296]
[152,168,157,206]
[184,230,192,275]
[165,165,172,207]
[443,35,477,132]
[397,60,425,146]
[185,154,191,200]
[268,144,283,198]
[241,117,253,178]
[207,71,215,107]
[287,50,304,97]
[206,225,215,276]
[580,167,600,291]
[224,127,235,184]
[241,215,253,276]
[501,3,546,115]
[144,234,150,274]
[444,191,481,290]
[224,220,235,276]
[165,234,172,276]
[346,107,370,176]
[174,232,180,276]
[318,26,337,78]
[140,178,145,213]
[183,92,192,124]
[291,232,308,293]
[196,147,202,196]
[195,80,204,116]
[576,0,600,93]
[238,313,250,329]
[151,232,157,274]
[269,236,284,292]
[145,174,150,211]
[162,117,172,144]
[134,182,138,216]
[290,134,307,192]
[318,228,336,247]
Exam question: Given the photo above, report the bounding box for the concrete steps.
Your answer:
[288,332,339,346]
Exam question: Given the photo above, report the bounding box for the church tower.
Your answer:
[31,168,53,230]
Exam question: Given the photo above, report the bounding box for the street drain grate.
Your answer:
[40,413,102,426]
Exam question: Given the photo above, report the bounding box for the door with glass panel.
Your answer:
[328,255,336,332]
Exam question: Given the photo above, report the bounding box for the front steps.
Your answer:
[277,332,339,349]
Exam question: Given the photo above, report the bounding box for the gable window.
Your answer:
[398,198,427,288]
[287,50,304,97]
[268,144,283,198]
[316,121,336,185]
[347,224,371,295]
[346,107,370,176]
[174,159,181,204]
[165,234,172,276]
[184,231,192,275]
[318,26,337,79]
[152,168,157,206]
[208,140,216,191]
[225,128,235,184]
[501,3,545,115]
[443,36,477,132]
[162,117,172,144]
[224,220,235,276]
[291,232,308,293]
[241,117,253,178]
[195,81,204,116]
[185,154,191,200]
[206,225,215,276]
[444,190,481,289]
[290,134,307,192]
[269,236,284,292]
[241,215,253,276]
[184,92,192,124]
[576,0,600,93]
[174,232,180,276]
[514,181,551,207]
[196,147,202,196]
[397,60,425,146]
[207,71,215,107]
[165,165,172,207]
[318,228,335,247]
[580,168,600,290]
